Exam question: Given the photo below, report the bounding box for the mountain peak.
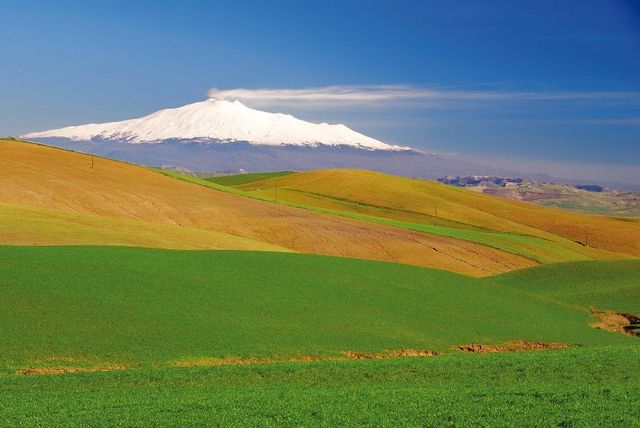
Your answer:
[23,100,410,151]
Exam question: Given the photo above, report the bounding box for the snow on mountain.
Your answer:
[22,99,409,151]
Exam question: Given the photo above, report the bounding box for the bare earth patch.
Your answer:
[18,343,569,376]
[16,350,439,375]
[343,349,437,360]
[591,310,640,337]
[175,350,437,368]
[456,340,568,353]
[174,355,325,368]
[17,365,127,376]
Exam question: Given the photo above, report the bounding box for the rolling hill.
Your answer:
[2,245,638,425]
[492,259,640,314]
[0,138,541,276]
[231,168,640,259]
[1,141,638,426]
[1,246,633,375]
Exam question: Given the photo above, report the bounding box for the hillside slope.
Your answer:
[0,201,286,251]
[0,246,631,374]
[0,139,535,276]
[235,169,640,258]
[491,260,640,314]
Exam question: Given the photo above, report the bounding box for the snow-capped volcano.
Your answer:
[23,99,408,151]
[20,99,517,179]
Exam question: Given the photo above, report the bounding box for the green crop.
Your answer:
[1,345,638,426]
[0,247,634,375]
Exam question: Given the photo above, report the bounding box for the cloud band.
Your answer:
[207,85,640,106]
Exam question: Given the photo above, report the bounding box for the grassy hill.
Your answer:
[1,245,638,425]
[202,172,615,264]
[206,171,293,186]
[0,246,633,375]
[492,259,640,314]
[229,168,640,259]
[0,139,539,276]
[6,139,637,276]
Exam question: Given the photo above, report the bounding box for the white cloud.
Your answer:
[207,85,640,108]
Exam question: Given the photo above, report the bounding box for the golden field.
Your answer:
[237,169,640,259]
[0,139,539,276]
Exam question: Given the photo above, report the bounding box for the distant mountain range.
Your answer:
[439,175,640,216]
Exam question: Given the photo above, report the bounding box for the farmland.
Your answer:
[232,169,640,258]
[2,345,638,426]
[4,246,636,375]
[493,259,640,314]
[0,140,638,425]
[0,139,537,276]
[0,245,637,425]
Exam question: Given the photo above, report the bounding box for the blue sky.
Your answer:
[2,0,639,183]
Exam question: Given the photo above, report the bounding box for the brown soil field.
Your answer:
[456,341,568,353]
[0,139,537,276]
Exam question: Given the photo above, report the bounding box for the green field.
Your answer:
[206,171,293,186]
[1,246,636,373]
[1,345,638,426]
[493,260,640,314]
[1,246,639,425]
